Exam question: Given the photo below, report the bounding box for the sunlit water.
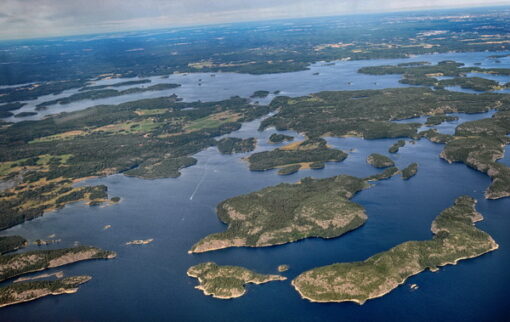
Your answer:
[0,52,509,321]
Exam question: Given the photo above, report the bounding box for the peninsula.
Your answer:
[0,235,27,254]
[0,246,116,282]
[440,111,510,199]
[0,275,92,308]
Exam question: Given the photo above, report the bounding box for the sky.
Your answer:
[1,0,510,40]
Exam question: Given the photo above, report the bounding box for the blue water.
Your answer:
[499,141,510,167]
[5,50,510,122]
[1,53,510,321]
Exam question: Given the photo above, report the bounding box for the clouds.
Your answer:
[1,0,509,39]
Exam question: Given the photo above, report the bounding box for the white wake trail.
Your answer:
[189,157,210,200]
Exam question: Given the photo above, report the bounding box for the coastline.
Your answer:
[292,241,499,304]
[0,276,92,308]
[187,265,286,299]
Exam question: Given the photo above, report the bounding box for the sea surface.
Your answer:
[4,51,510,122]
[1,52,510,322]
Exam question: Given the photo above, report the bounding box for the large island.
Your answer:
[291,196,498,304]
[189,174,371,253]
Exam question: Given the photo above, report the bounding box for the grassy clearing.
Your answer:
[185,111,241,131]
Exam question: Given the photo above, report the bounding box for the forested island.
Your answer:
[190,174,373,253]
[292,196,498,304]
[36,83,181,109]
[277,164,302,175]
[79,79,152,91]
[217,137,257,154]
[268,133,294,144]
[246,138,347,173]
[14,112,38,118]
[367,153,395,168]
[365,167,400,181]
[250,90,270,98]
[401,163,419,180]
[425,115,459,126]
[419,129,453,144]
[187,262,286,299]
[389,140,406,153]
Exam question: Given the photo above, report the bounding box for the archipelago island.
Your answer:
[189,171,417,253]
[246,138,347,174]
[366,153,395,168]
[291,196,498,304]
[187,262,286,299]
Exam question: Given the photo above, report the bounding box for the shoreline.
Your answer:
[189,221,366,254]
[292,241,499,304]
[0,288,81,309]
[187,268,286,300]
[0,276,92,308]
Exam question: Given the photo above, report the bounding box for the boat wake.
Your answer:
[189,157,210,200]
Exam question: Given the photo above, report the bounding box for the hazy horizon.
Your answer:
[1,0,510,40]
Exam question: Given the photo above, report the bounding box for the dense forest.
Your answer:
[292,196,498,304]
[190,174,372,253]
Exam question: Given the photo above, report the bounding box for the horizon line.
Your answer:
[1,4,509,42]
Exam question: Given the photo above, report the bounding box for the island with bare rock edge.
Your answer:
[291,196,498,304]
[187,262,286,299]
[188,173,400,253]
